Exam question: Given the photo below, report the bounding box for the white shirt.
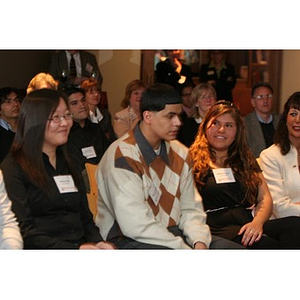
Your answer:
[0,170,23,249]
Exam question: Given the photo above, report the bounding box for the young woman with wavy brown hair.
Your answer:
[190,100,300,249]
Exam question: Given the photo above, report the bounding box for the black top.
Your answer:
[199,63,236,101]
[199,169,253,240]
[67,119,109,172]
[200,170,250,211]
[177,117,200,147]
[1,150,103,249]
[0,126,15,164]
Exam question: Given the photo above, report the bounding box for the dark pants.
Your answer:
[112,226,244,249]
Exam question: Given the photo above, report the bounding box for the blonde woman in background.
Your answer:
[177,83,217,147]
[27,72,58,94]
[113,79,146,138]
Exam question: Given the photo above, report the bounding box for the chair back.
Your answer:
[85,163,98,220]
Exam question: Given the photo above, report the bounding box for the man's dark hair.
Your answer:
[63,86,85,97]
[140,83,182,115]
[251,82,273,98]
[0,87,19,104]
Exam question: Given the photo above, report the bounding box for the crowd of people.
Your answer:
[0,49,299,250]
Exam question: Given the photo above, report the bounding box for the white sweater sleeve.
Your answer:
[0,171,23,249]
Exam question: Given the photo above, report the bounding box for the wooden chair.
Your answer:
[85,163,98,220]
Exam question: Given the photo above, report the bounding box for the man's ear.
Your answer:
[143,110,153,124]
[250,98,255,108]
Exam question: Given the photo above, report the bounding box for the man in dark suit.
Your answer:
[244,82,281,157]
[48,50,103,88]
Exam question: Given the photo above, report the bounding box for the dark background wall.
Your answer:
[0,50,53,89]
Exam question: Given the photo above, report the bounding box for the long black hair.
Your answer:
[11,88,80,196]
[274,91,300,155]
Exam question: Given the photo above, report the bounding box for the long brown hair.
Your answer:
[190,101,261,205]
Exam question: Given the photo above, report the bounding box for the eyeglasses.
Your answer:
[1,97,20,105]
[49,112,73,123]
[254,94,273,100]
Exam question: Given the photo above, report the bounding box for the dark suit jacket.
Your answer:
[48,50,103,85]
[244,111,281,157]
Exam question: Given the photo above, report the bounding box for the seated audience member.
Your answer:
[179,82,194,122]
[190,100,300,249]
[156,50,193,91]
[0,89,114,250]
[177,83,216,147]
[27,72,58,94]
[0,170,23,249]
[64,86,109,173]
[199,50,236,102]
[244,82,281,157]
[260,92,300,219]
[48,50,103,88]
[0,87,21,163]
[113,79,146,138]
[95,83,243,249]
[81,78,116,144]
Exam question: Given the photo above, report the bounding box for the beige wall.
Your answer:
[280,50,300,112]
[90,50,141,116]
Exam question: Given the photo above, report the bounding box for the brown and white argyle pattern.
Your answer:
[115,133,192,229]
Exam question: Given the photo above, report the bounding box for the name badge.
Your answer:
[85,63,93,74]
[212,168,235,184]
[81,146,97,159]
[53,175,78,193]
[207,70,215,76]
[148,181,162,206]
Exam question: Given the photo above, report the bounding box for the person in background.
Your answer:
[179,82,194,122]
[0,169,23,249]
[48,50,103,88]
[0,87,21,163]
[177,83,217,147]
[64,86,109,188]
[244,82,281,157]
[113,79,146,138]
[0,89,114,249]
[156,50,193,91]
[190,100,300,249]
[199,50,236,102]
[27,72,58,94]
[260,92,300,219]
[81,78,116,144]
[95,83,243,249]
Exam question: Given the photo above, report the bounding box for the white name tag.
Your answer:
[85,63,93,74]
[53,175,78,193]
[81,146,96,159]
[149,182,162,206]
[207,70,215,76]
[212,168,236,184]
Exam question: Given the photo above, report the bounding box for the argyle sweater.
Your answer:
[95,124,211,249]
